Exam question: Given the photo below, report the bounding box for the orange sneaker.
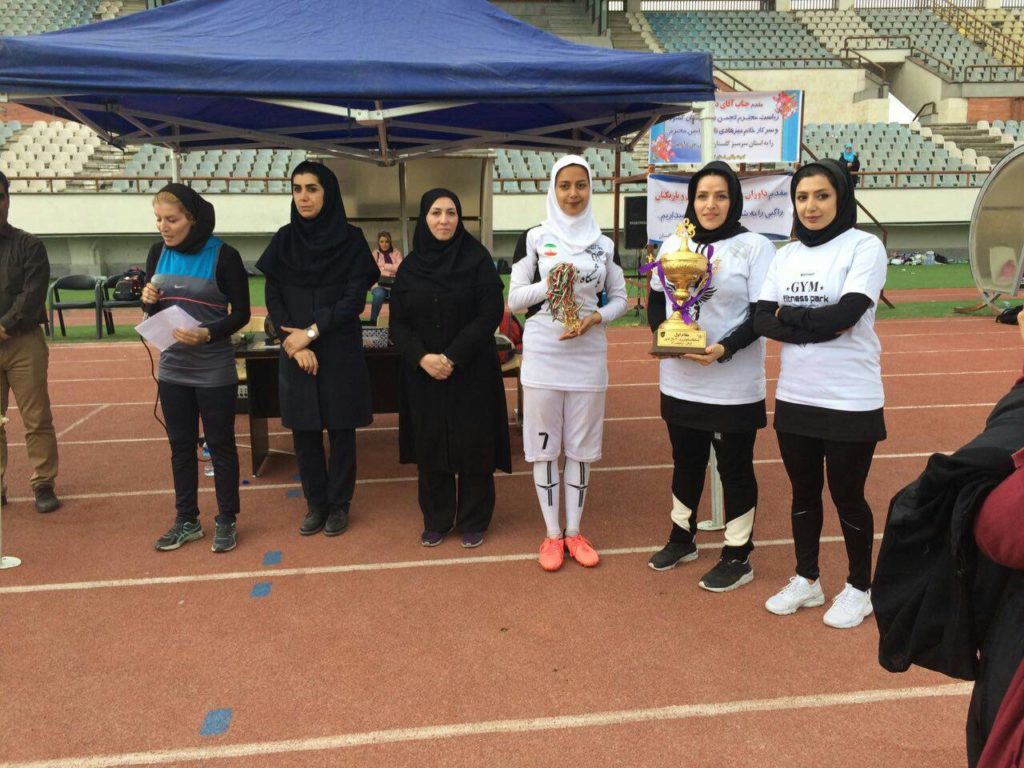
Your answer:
[565,534,599,567]
[538,536,565,571]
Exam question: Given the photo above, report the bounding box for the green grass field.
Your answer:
[42,263,996,343]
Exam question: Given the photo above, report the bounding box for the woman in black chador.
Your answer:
[257,161,379,537]
[389,188,511,548]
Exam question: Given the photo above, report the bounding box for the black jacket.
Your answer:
[0,224,49,333]
[264,242,379,431]
[874,380,1024,765]
[389,256,511,475]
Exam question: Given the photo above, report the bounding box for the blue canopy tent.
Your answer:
[0,0,714,163]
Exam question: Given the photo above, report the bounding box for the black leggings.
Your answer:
[159,380,240,525]
[666,423,758,560]
[776,431,877,591]
[292,429,357,515]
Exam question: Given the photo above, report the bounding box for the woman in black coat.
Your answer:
[389,188,511,548]
[257,161,379,537]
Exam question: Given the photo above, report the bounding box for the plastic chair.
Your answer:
[97,274,143,336]
[47,274,102,338]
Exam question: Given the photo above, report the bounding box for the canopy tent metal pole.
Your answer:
[0,416,22,569]
[699,101,715,164]
[398,161,409,257]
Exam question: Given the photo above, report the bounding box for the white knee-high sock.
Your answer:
[564,459,590,537]
[533,460,561,538]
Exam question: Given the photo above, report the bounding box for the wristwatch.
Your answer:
[306,327,318,340]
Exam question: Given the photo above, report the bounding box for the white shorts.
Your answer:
[522,386,607,463]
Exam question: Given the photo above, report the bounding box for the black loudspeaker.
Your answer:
[624,196,647,250]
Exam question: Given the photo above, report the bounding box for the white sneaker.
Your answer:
[823,583,873,629]
[765,575,826,615]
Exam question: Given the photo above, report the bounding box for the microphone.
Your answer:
[143,275,165,319]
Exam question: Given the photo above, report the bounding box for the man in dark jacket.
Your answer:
[0,171,60,512]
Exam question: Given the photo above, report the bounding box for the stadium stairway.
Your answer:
[927,122,1015,169]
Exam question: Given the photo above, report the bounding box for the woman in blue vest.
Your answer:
[141,184,251,554]
[257,162,379,538]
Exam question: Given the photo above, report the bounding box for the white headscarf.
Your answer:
[542,154,603,253]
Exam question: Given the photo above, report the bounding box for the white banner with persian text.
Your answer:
[647,173,794,243]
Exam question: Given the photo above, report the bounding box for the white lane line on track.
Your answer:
[0,682,972,767]
[55,404,109,439]
[0,533,885,594]
[3,451,943,506]
[4,402,993,447]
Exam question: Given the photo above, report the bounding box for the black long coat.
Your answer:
[874,380,1024,766]
[389,256,511,475]
[264,236,379,431]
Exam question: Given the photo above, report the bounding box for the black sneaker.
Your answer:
[300,509,328,536]
[323,507,349,537]
[34,485,60,513]
[698,558,754,593]
[211,521,237,553]
[648,540,698,571]
[154,519,204,551]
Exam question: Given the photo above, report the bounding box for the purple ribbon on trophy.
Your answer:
[641,241,715,325]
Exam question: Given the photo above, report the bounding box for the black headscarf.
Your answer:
[256,161,360,287]
[395,188,492,290]
[684,161,748,245]
[792,159,857,248]
[157,183,215,254]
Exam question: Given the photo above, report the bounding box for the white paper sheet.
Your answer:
[134,305,202,351]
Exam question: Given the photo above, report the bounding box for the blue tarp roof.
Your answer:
[0,0,714,162]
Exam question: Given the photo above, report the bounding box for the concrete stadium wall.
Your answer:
[10,187,976,275]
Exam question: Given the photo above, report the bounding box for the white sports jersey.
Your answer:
[508,225,628,392]
[652,231,774,405]
[758,227,887,411]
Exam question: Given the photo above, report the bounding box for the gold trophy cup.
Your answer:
[650,220,710,356]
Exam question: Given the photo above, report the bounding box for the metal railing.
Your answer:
[854,0,981,7]
[934,0,1024,66]
[790,0,838,8]
[4,166,991,197]
[842,33,913,51]
[641,0,771,10]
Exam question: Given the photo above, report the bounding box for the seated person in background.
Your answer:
[369,230,403,325]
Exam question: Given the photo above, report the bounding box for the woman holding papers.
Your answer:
[646,161,774,593]
[141,184,250,554]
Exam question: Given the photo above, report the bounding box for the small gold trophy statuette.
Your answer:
[650,220,711,356]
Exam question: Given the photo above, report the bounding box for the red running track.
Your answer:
[0,316,1017,767]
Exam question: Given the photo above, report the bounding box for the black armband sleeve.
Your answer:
[753,300,840,345]
[776,293,872,336]
[717,302,758,362]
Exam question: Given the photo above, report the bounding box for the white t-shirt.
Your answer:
[508,225,628,392]
[758,228,887,411]
[651,231,774,405]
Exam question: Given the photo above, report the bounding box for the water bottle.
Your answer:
[202,441,215,477]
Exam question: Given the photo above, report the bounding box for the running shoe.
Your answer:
[823,583,873,629]
[211,521,237,553]
[461,531,484,548]
[648,540,698,571]
[565,533,599,567]
[538,536,565,571]
[154,519,204,551]
[698,557,753,592]
[765,575,825,615]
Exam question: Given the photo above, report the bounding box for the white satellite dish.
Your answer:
[966,144,1024,309]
